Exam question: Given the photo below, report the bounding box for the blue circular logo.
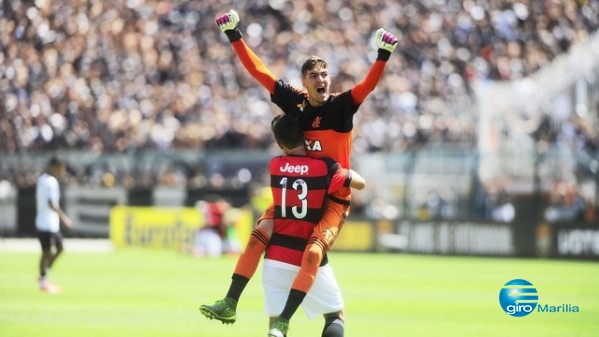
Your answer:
[499,279,538,317]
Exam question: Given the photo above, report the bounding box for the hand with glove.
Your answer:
[375,28,398,61]
[216,9,242,42]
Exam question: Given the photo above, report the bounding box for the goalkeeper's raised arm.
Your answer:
[216,9,277,94]
[215,9,399,106]
[350,27,399,106]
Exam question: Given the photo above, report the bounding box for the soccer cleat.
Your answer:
[40,281,62,294]
[199,298,237,324]
[267,318,289,337]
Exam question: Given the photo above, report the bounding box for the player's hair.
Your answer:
[271,114,304,149]
[48,156,65,168]
[301,55,327,77]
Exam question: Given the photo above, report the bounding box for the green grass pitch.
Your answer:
[1,247,598,337]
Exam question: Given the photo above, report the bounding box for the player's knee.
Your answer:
[256,218,274,236]
[304,243,324,266]
[247,222,273,248]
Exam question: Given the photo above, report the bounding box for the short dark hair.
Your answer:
[301,55,327,77]
[48,156,65,168]
[271,114,304,149]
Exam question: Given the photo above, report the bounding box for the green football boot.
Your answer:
[199,298,237,324]
[267,317,289,337]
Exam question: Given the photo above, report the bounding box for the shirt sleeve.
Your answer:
[350,59,387,105]
[231,40,277,94]
[322,157,351,193]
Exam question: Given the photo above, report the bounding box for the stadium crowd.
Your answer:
[1,0,598,155]
[1,0,599,223]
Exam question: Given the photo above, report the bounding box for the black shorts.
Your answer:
[38,231,64,251]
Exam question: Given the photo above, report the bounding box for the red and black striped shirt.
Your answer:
[265,155,351,266]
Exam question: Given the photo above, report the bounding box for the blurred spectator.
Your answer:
[1,0,597,156]
[476,178,515,223]
[490,194,516,223]
[2,0,599,221]
[544,180,587,223]
[365,197,400,220]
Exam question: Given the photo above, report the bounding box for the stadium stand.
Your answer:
[1,0,598,155]
[1,1,598,228]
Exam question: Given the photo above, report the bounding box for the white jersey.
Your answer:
[35,173,61,233]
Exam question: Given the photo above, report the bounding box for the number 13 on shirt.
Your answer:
[279,177,308,219]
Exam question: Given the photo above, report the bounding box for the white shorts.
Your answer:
[262,259,344,319]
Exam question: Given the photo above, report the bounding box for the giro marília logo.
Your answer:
[499,279,538,317]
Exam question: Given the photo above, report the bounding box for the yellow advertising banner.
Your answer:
[330,220,375,252]
[109,206,204,248]
[110,205,372,251]
[110,206,255,249]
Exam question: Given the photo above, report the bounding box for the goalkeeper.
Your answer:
[200,8,398,336]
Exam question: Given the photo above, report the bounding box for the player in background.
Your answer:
[200,9,397,325]
[263,114,365,337]
[36,156,73,294]
[192,196,230,258]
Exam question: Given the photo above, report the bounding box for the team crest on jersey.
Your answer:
[311,116,322,128]
[304,139,322,152]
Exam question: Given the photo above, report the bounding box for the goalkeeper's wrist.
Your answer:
[377,49,391,61]
[224,28,242,42]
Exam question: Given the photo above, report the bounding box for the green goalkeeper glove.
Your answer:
[375,28,398,61]
[216,9,242,42]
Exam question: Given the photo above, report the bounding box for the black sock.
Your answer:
[225,273,249,303]
[280,289,307,321]
[322,317,344,337]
